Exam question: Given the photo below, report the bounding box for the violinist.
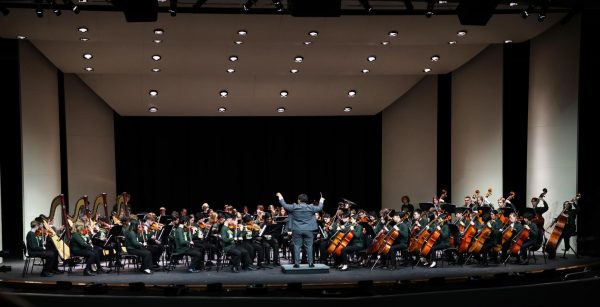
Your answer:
[318,214,334,264]
[386,212,410,268]
[221,218,255,272]
[240,215,266,268]
[70,222,107,276]
[142,214,165,268]
[261,213,281,266]
[463,196,475,210]
[123,219,153,274]
[199,203,210,220]
[172,216,205,272]
[333,213,364,271]
[26,220,61,277]
[400,195,414,213]
[558,199,580,258]
[517,213,538,264]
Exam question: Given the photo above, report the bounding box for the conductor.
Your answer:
[276,192,324,268]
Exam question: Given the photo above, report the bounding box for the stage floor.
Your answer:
[1,252,599,288]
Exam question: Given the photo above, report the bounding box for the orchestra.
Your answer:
[27,189,580,277]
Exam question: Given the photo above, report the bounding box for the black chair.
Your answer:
[21,241,45,277]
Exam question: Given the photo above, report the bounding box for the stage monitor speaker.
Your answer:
[287,0,341,17]
[456,0,500,26]
[111,0,158,22]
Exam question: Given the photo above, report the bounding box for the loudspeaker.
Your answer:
[111,0,158,22]
[287,0,341,17]
[456,0,500,26]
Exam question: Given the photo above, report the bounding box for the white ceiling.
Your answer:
[0,9,562,116]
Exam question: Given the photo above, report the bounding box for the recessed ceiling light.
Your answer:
[280,90,288,97]
[431,55,440,62]
[344,107,352,112]
[83,53,93,60]
[152,68,161,72]
[84,67,93,72]
[16,35,27,40]
[448,41,457,45]
[367,55,376,62]
[152,55,161,61]
[308,31,318,37]
[381,41,390,46]
[277,107,286,113]
[303,41,312,45]
[227,68,235,73]
[438,1,447,4]
[388,30,398,37]
[148,106,158,113]
[294,56,303,63]
[348,90,357,97]
[220,90,228,97]
[154,28,164,35]
[218,107,227,113]
[149,90,158,97]
[235,41,243,45]
[457,30,468,37]
[504,39,513,44]
[229,55,238,62]
[509,2,519,7]
[153,39,162,44]
[290,69,299,74]
[238,30,247,36]
[78,26,88,33]
[80,37,89,42]
[362,69,370,74]
[423,68,432,73]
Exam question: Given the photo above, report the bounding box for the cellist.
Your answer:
[334,213,364,271]
[385,212,410,268]
[500,212,523,262]
[473,210,502,265]
[424,215,451,268]
[517,213,538,264]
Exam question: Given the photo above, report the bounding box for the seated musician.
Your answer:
[318,214,333,264]
[26,220,62,277]
[500,212,523,262]
[240,215,266,268]
[123,219,153,274]
[172,216,205,272]
[474,210,502,265]
[334,213,364,271]
[70,223,107,276]
[386,212,410,267]
[260,213,280,266]
[202,212,222,266]
[518,213,538,264]
[401,195,414,213]
[199,203,210,220]
[423,215,450,268]
[221,218,255,273]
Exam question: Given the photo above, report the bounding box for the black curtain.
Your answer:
[115,114,382,215]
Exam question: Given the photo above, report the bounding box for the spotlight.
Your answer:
[148,106,158,113]
[277,107,286,113]
[344,107,352,112]
[220,90,228,97]
[359,0,373,13]
[218,107,227,112]
[457,30,467,37]
[78,27,88,33]
[303,41,312,45]
[367,55,376,62]
[72,5,80,14]
[53,9,61,16]
[448,41,457,45]
[36,7,44,18]
[280,90,288,97]
[381,41,390,46]
[504,39,513,44]
[16,35,27,40]
[521,4,532,19]
[154,39,162,44]
[431,55,440,62]
[294,56,303,63]
[308,31,318,37]
[152,68,161,72]
[154,28,164,35]
[169,0,177,17]
[348,90,357,97]
[64,1,79,14]
[238,30,247,36]
[149,90,158,97]
[272,0,284,12]
[227,68,235,73]
[388,30,398,37]
[1,6,9,16]
[83,53,93,60]
[425,0,435,18]
[152,55,161,61]
[229,55,238,61]
[48,1,61,16]
[538,2,547,23]
[84,67,94,71]
[290,69,299,74]
[361,69,370,74]
[423,68,431,73]
[235,41,243,45]
[80,37,89,42]
[509,2,519,7]
[537,13,546,22]
[243,0,257,12]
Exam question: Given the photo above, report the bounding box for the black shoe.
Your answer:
[52,270,64,275]
[293,264,300,268]
[40,272,54,277]
[247,265,258,271]
[99,267,110,273]
[309,263,315,268]
[84,269,96,276]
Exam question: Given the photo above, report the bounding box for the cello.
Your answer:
[468,221,493,254]
[509,224,530,256]
[377,213,408,255]
[531,188,547,231]
[457,210,482,254]
[498,192,515,225]
[545,193,581,258]
[408,218,438,254]
[420,214,450,257]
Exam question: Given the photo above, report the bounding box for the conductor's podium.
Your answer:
[281,263,330,274]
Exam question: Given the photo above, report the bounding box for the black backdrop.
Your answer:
[114,114,382,215]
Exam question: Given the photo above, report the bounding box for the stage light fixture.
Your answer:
[359,0,373,13]
[438,0,447,3]
[367,55,376,62]
[510,2,519,7]
[381,41,390,46]
[80,37,89,42]
[235,41,243,45]
[64,1,79,14]
[425,0,435,18]
[17,35,27,40]
[277,107,286,113]
[152,68,161,72]
[294,56,303,63]
[457,30,467,37]
[220,90,228,97]
[431,55,440,62]
[243,0,257,12]
[84,67,93,71]
[388,30,398,37]
[538,2,547,22]
[229,55,238,61]
[448,40,457,45]
[154,39,162,44]
[218,107,227,112]
[344,107,352,112]
[227,68,235,73]
[423,68,431,72]
[348,90,357,97]
[280,90,288,97]
[83,53,93,59]
[48,1,61,16]
[504,39,513,44]
[169,0,177,17]
[521,4,532,19]
[36,7,44,18]
[149,90,158,97]
[238,30,247,36]
[308,31,318,37]
[272,0,284,12]
[303,41,312,45]
[152,55,161,61]
[148,106,158,113]
[78,26,88,33]
[361,69,370,74]
[154,28,164,35]
[290,69,299,74]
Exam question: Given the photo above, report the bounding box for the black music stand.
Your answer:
[274,216,288,224]
[521,208,535,219]
[501,207,515,217]
[104,225,123,274]
[455,207,471,215]
[158,215,172,225]
[154,224,173,271]
[419,202,434,212]
[441,204,456,214]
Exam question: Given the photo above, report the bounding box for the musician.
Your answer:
[221,218,255,272]
[70,223,106,276]
[400,196,414,213]
[423,215,451,268]
[386,212,410,268]
[240,215,266,268]
[141,216,164,268]
[474,210,502,265]
[180,208,188,218]
[199,203,210,219]
[26,221,61,277]
[159,207,167,217]
[558,200,580,258]
[172,216,205,272]
[518,213,538,264]
[277,192,324,268]
[463,196,474,209]
[500,212,523,261]
[123,220,153,274]
[260,213,280,265]
[333,213,364,271]
[318,214,334,264]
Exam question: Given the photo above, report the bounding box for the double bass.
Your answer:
[531,188,547,231]
[498,192,515,224]
[545,193,581,258]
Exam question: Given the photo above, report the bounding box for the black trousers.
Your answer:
[291,230,315,265]
[241,240,265,264]
[127,247,153,270]
[387,243,408,265]
[145,244,163,264]
[226,245,252,269]
[427,242,450,262]
[519,240,536,259]
[319,240,330,263]
[339,245,363,265]
[262,238,279,263]
[559,224,576,251]
[182,247,204,269]
[72,246,103,270]
[29,250,58,273]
